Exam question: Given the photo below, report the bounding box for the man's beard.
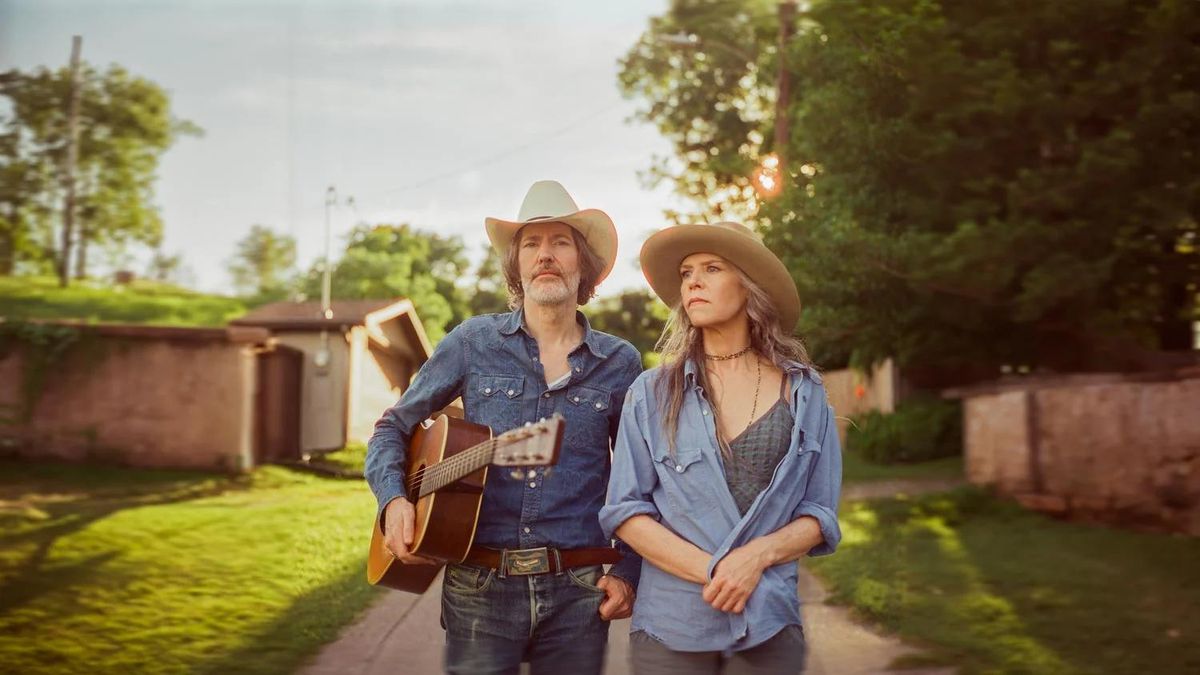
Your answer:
[523,268,580,306]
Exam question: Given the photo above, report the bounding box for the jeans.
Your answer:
[441,563,610,675]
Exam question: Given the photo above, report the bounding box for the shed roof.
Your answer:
[230,299,402,330]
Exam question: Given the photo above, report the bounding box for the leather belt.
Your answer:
[461,546,621,577]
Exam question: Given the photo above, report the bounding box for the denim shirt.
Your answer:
[599,359,842,652]
[365,309,645,586]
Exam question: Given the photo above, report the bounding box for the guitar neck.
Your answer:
[414,439,498,498]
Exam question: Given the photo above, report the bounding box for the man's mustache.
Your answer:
[531,266,563,279]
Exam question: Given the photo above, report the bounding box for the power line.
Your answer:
[297,101,627,214]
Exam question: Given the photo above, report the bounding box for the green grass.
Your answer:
[841,448,963,484]
[808,488,1200,674]
[0,460,384,675]
[317,442,368,476]
[0,276,247,326]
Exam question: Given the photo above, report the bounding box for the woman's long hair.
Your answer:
[655,264,813,458]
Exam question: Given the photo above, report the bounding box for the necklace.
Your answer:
[705,345,752,360]
[749,356,762,425]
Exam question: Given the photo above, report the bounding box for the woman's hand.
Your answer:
[702,540,772,613]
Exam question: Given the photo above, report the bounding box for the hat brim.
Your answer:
[640,225,801,330]
[484,209,618,285]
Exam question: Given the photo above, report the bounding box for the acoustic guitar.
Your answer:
[366,413,565,593]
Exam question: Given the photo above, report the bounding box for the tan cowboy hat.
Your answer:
[640,221,801,329]
[485,180,618,284]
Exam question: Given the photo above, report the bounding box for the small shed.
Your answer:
[231,299,431,456]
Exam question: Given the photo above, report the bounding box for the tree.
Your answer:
[621,0,1200,377]
[618,0,780,226]
[0,123,56,275]
[146,248,187,285]
[0,62,200,281]
[583,289,670,367]
[227,225,297,301]
[301,223,471,341]
[467,244,510,317]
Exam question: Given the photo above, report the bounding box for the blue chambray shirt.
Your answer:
[599,359,842,652]
[365,309,645,586]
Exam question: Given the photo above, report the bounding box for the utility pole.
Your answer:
[58,35,83,288]
[315,185,346,373]
[321,185,336,320]
[773,1,797,172]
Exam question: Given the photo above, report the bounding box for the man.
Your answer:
[365,180,643,675]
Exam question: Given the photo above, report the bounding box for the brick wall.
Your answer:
[955,369,1200,535]
[0,323,267,472]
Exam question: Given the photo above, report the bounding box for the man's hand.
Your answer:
[702,541,771,613]
[596,574,635,621]
[383,497,438,565]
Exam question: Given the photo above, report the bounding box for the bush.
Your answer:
[847,398,962,464]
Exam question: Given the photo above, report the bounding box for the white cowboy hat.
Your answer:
[640,221,801,330]
[485,180,618,284]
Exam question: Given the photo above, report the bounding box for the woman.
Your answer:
[600,221,842,674]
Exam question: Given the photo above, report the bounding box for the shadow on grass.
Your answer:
[0,460,261,616]
[953,499,1200,675]
[194,558,382,675]
[818,489,1200,675]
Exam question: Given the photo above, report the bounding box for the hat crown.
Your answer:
[706,220,762,244]
[517,180,581,222]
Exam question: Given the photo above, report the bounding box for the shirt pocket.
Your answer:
[566,385,610,414]
[563,384,612,451]
[471,374,524,431]
[651,445,716,516]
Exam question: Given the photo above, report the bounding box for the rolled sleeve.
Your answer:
[608,541,643,589]
[600,384,662,540]
[794,399,843,556]
[364,324,467,524]
[794,501,841,556]
[603,348,647,588]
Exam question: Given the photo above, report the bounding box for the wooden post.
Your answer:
[58,35,83,288]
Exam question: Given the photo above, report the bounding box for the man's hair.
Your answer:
[502,225,605,309]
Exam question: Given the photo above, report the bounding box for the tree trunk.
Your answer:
[58,35,84,288]
[1159,280,1194,351]
[73,224,88,280]
[0,231,13,276]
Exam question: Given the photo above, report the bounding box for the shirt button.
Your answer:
[573,396,580,402]
[675,464,684,473]
[484,387,492,394]
[523,527,531,534]
[526,470,536,479]
[594,402,603,410]
[574,367,581,373]
[507,389,515,396]
[702,409,709,416]
[528,482,537,488]
[543,392,550,398]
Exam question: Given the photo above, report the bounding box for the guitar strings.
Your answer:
[405,427,553,495]
[410,425,550,485]
[405,439,501,494]
[405,437,503,486]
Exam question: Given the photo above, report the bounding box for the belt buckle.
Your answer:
[504,547,551,576]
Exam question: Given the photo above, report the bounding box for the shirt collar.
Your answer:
[499,307,610,359]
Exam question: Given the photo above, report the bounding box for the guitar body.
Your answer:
[367,415,492,593]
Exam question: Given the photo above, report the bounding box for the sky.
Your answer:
[0,0,687,295]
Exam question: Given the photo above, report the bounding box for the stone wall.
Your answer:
[822,359,898,441]
[954,368,1200,535]
[0,323,267,472]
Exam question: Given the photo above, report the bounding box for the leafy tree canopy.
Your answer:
[621,0,1200,376]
